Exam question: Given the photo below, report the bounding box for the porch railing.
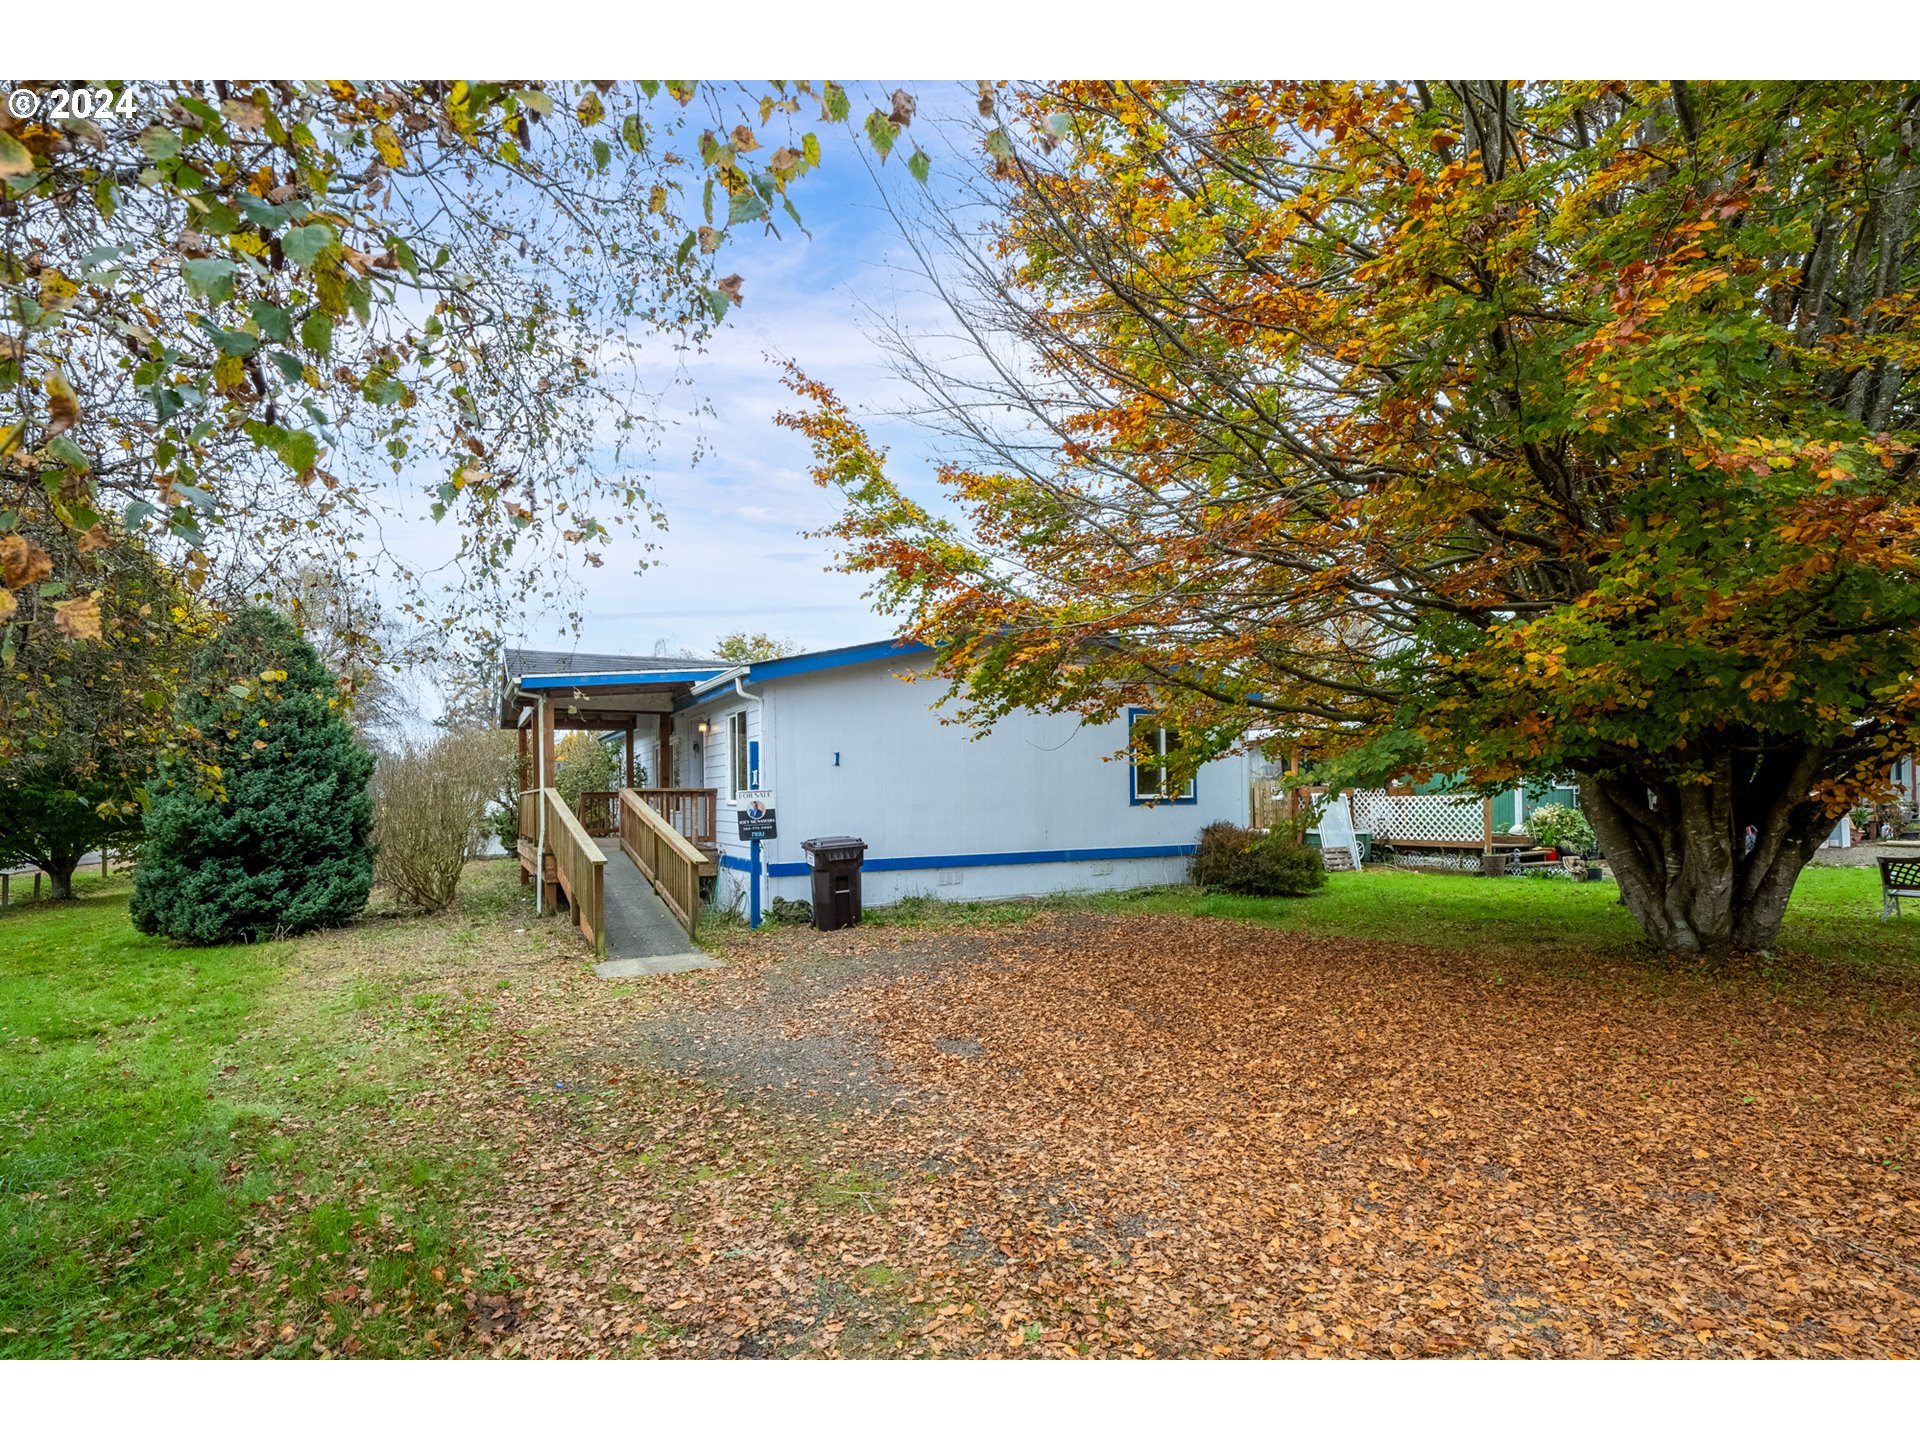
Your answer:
[628,787,717,848]
[619,786,706,935]
[1290,785,1516,850]
[576,789,619,837]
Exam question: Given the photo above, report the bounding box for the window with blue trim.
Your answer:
[1128,708,1197,805]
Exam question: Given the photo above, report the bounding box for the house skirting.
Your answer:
[716,844,1197,909]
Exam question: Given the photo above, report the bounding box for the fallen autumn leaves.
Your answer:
[383,901,1919,1358]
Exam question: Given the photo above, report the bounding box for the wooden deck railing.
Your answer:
[619,786,705,936]
[576,789,619,837]
[1290,785,1528,852]
[629,787,717,848]
[517,787,540,846]
[542,787,607,957]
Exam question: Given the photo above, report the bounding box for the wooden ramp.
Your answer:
[592,838,718,978]
[518,786,717,974]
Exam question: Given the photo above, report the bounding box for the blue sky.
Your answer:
[495,82,986,665]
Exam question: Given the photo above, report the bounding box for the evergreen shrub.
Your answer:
[131,608,375,943]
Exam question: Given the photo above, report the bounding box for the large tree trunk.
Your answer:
[44,858,77,901]
[1577,750,1835,956]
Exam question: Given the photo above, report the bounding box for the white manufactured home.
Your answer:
[500,638,1250,936]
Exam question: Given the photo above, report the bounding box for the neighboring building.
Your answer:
[501,638,1251,916]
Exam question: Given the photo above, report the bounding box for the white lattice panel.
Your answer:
[1352,791,1485,844]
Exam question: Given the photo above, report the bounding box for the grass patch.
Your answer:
[806,1165,890,1214]
[856,864,1920,982]
[0,862,542,1356]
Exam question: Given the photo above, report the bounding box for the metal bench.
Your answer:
[1878,857,1920,919]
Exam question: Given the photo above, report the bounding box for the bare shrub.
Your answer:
[372,729,512,912]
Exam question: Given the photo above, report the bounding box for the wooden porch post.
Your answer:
[539,698,556,795]
[657,713,671,788]
[625,726,636,788]
[517,718,529,793]
[538,697,558,911]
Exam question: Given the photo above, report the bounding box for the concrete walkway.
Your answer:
[591,837,720,979]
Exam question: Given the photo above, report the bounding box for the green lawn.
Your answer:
[864,863,1920,983]
[0,871,521,1357]
[5,856,1914,1357]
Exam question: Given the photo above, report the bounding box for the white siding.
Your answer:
[679,653,1249,911]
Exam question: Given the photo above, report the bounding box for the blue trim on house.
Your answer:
[670,638,931,712]
[743,637,932,685]
[720,853,758,873]
[1125,706,1199,807]
[517,668,724,690]
[763,843,1196,879]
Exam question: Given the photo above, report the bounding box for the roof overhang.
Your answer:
[500,666,728,729]
[516,667,725,690]
[740,638,931,684]
[497,639,939,727]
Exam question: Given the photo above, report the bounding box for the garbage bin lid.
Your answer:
[801,835,866,851]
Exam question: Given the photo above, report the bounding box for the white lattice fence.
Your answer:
[1351,791,1486,845]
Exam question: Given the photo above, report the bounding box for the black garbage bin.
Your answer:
[801,836,867,930]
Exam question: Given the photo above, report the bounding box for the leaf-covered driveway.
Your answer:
[448,910,1919,1358]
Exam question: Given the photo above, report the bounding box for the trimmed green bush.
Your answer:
[1190,821,1327,897]
[1525,802,1595,854]
[130,608,375,943]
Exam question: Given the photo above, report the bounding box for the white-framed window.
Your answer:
[728,710,749,799]
[1128,708,1197,805]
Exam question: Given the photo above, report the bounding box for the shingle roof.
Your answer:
[504,647,722,679]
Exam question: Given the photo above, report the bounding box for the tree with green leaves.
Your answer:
[0,79,928,728]
[711,630,800,663]
[130,606,374,943]
[553,731,616,812]
[0,518,203,897]
[255,563,411,750]
[789,81,1920,955]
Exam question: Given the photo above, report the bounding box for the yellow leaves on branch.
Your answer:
[42,369,79,437]
[372,123,405,169]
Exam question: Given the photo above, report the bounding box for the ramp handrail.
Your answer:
[619,785,704,936]
[543,787,607,957]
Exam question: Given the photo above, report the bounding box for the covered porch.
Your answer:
[499,648,725,956]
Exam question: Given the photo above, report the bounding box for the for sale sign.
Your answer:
[737,790,776,841]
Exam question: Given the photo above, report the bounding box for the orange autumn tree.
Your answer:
[785,81,1920,955]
